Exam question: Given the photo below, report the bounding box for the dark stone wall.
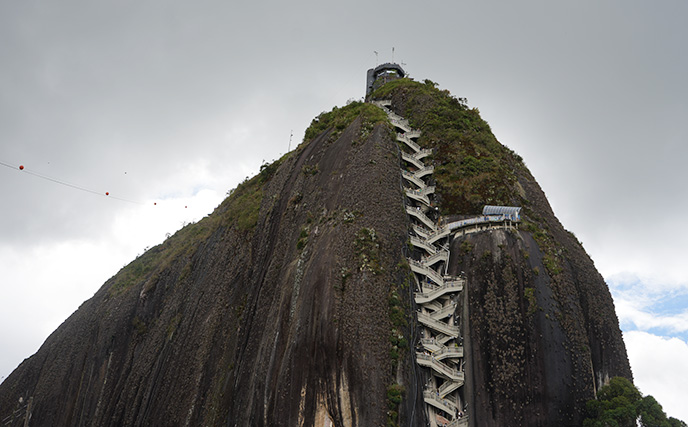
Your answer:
[374,78,631,426]
[449,171,631,426]
[0,118,416,426]
[0,77,632,427]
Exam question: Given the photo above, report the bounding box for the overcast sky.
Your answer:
[1,0,686,421]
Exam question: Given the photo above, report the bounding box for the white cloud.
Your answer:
[615,298,688,336]
[624,331,688,422]
[592,239,688,290]
[608,276,688,337]
[1,1,688,420]
[610,276,688,422]
[0,187,224,383]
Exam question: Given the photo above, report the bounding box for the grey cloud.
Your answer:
[1,1,688,412]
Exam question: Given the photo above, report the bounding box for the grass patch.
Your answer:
[222,175,264,231]
[524,214,564,278]
[389,288,408,368]
[109,250,160,295]
[302,101,389,146]
[386,384,404,427]
[296,227,309,250]
[108,154,284,296]
[542,254,563,276]
[371,78,524,215]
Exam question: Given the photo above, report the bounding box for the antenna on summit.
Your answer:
[288,129,293,152]
[392,47,395,63]
[374,51,378,66]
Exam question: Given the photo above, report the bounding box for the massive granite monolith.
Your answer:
[0,77,631,427]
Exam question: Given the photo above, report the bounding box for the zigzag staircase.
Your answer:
[373,100,469,427]
[373,97,521,427]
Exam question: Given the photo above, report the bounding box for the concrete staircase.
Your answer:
[406,206,436,231]
[417,355,464,383]
[414,281,464,304]
[374,99,468,426]
[373,98,516,426]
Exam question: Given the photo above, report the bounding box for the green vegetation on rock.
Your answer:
[303,101,389,146]
[108,154,283,296]
[223,175,263,231]
[296,226,308,250]
[388,288,408,367]
[524,287,538,316]
[372,78,523,215]
[386,384,404,427]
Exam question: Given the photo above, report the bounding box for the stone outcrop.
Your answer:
[0,77,631,427]
[374,78,631,426]
[0,108,418,426]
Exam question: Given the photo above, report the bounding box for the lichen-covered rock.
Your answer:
[374,78,631,426]
[0,106,417,426]
[0,80,631,427]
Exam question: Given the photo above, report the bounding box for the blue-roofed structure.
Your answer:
[482,205,522,221]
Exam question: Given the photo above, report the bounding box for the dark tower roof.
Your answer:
[366,63,406,97]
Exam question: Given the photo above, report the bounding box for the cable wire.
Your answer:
[0,160,143,204]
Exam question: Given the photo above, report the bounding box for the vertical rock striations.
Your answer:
[0,103,417,426]
[0,75,631,427]
[372,77,631,426]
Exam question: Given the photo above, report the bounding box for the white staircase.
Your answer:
[373,99,468,426]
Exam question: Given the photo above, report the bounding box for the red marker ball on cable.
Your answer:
[19,165,24,170]
[105,192,109,196]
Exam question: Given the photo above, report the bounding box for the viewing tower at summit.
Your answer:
[366,63,406,98]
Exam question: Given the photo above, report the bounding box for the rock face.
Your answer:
[451,221,630,426]
[0,79,631,427]
[376,78,631,426]
[0,106,418,426]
